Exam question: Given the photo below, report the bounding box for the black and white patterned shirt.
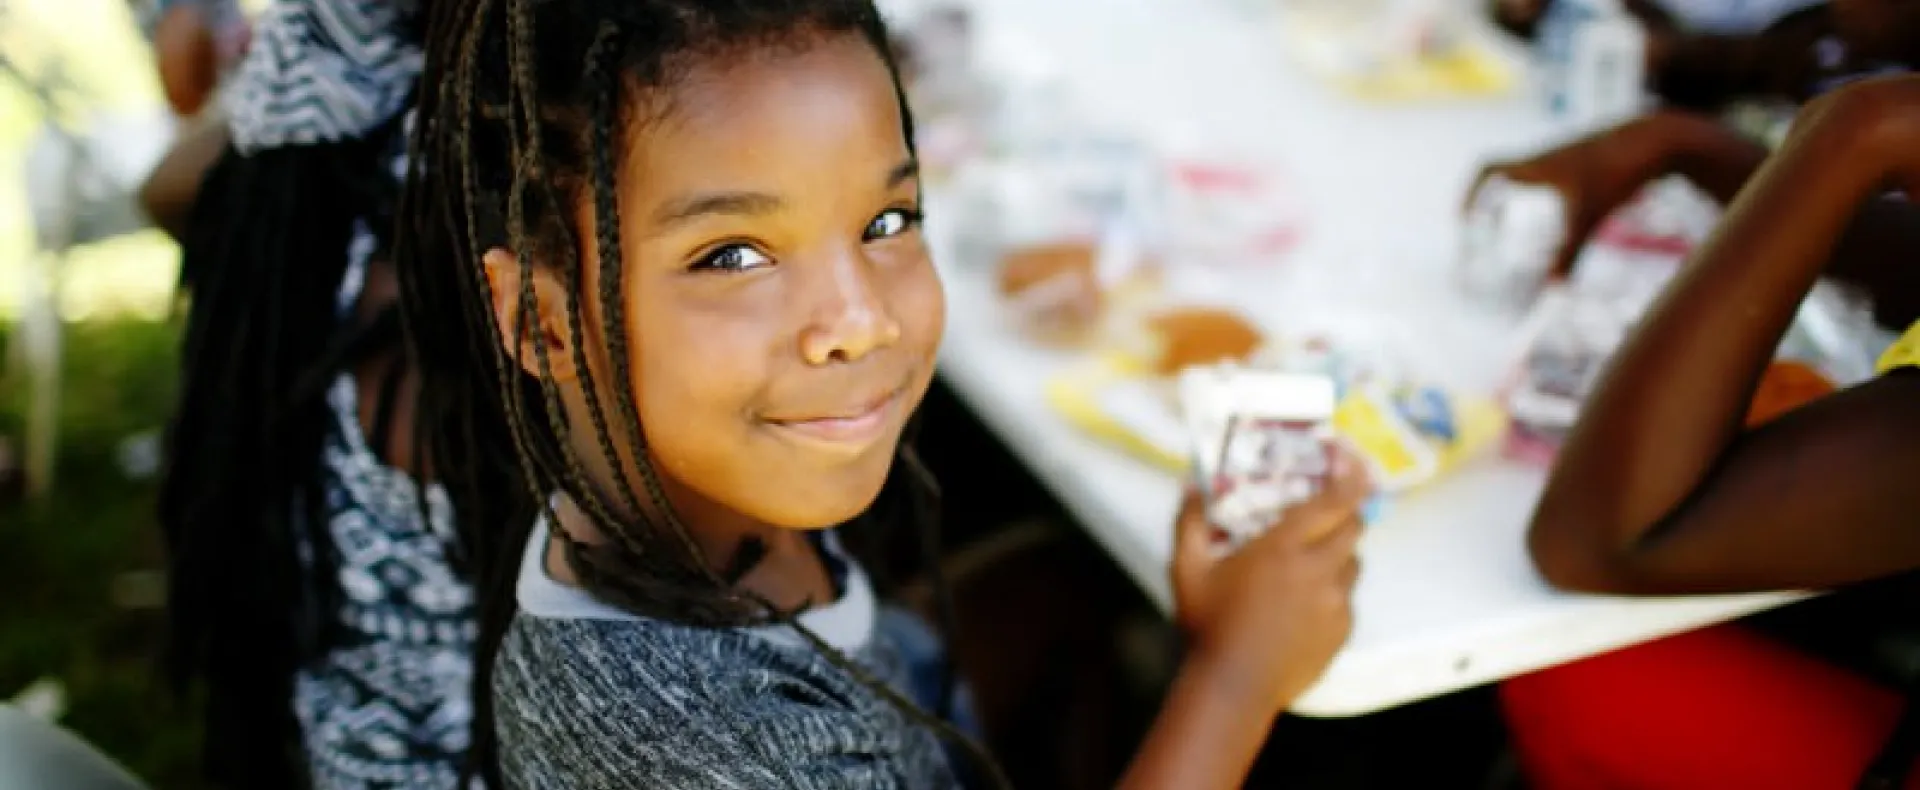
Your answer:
[287,114,475,790]
[292,369,474,790]
[223,2,471,785]
[226,0,422,154]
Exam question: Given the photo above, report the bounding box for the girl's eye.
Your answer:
[691,243,773,273]
[863,207,924,242]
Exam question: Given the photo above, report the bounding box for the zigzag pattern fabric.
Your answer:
[226,0,422,154]
[293,193,477,789]
[295,375,474,790]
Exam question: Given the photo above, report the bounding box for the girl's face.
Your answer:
[488,33,943,535]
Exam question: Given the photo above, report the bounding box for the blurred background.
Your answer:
[1,0,1901,786]
[0,0,218,785]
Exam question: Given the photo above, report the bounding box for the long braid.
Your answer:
[400,2,539,782]
[503,0,593,510]
[583,38,743,599]
[551,22,647,524]
[163,116,408,788]
[455,0,552,531]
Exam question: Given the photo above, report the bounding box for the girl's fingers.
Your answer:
[1462,166,1500,214]
[1309,514,1364,558]
[1278,448,1372,545]
[1171,488,1215,583]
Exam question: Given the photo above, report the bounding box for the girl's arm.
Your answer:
[1115,652,1300,790]
[1531,75,1920,595]
[1476,108,1920,322]
[1119,464,1368,789]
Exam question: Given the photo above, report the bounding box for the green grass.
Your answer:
[0,316,205,789]
[0,2,200,782]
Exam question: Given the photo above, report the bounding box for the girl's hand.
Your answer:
[1170,450,1371,714]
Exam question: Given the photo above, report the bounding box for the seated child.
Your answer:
[1494,0,1905,109]
[1472,0,1920,290]
[395,0,1372,787]
[1512,74,1920,789]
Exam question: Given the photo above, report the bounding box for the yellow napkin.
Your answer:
[1047,355,1507,488]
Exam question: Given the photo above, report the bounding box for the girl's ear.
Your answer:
[481,247,580,383]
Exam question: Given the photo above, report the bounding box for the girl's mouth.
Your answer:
[762,385,906,450]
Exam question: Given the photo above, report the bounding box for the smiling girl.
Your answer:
[397,0,1369,787]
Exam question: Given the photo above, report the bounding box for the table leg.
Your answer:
[18,250,63,500]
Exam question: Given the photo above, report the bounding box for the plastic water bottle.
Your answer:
[1459,175,1569,311]
[1537,0,1648,130]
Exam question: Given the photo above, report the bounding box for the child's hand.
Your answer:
[1467,114,1696,276]
[1170,450,1371,714]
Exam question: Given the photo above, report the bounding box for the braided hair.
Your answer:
[160,121,415,786]
[394,0,1000,786]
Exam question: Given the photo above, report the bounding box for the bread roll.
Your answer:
[1144,307,1265,376]
[997,242,1104,345]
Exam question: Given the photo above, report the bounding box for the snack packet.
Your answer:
[1538,0,1649,129]
[1460,175,1568,311]
[1332,385,1442,491]
[1161,158,1306,270]
[1179,366,1339,546]
[996,225,1157,348]
[1502,284,1635,462]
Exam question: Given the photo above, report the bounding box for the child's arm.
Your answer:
[1475,110,1768,275]
[1118,458,1369,789]
[1648,6,1832,110]
[1477,108,1920,322]
[1530,75,1920,595]
[1115,654,1301,789]
[154,0,220,118]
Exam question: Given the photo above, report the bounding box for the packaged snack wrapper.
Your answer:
[1280,0,1519,101]
[1179,366,1339,546]
[1503,277,1886,464]
[1459,174,1567,311]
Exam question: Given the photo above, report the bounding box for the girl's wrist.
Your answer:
[1181,642,1298,720]
[1636,111,1726,172]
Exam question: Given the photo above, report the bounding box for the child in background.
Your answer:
[1472,0,1920,289]
[158,1,479,788]
[396,0,1369,787]
[1512,74,1920,789]
[139,0,250,236]
[1493,0,1910,111]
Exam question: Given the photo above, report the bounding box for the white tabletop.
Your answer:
[925,0,1803,716]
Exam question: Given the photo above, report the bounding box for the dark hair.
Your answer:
[396,0,1002,786]
[160,122,413,786]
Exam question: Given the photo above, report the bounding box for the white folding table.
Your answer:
[925,0,1802,716]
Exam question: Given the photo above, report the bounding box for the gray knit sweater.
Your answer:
[492,520,962,789]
